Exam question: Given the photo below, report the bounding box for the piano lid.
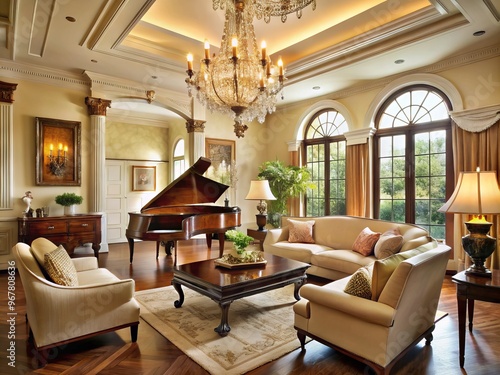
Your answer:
[140,157,229,211]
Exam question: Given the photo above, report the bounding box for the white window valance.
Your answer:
[450,104,500,132]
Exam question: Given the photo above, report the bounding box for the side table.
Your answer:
[452,270,500,367]
[247,228,267,251]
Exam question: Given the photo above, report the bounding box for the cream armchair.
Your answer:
[13,238,140,364]
[294,245,451,375]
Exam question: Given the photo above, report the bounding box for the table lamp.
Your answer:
[438,168,500,277]
[245,180,276,230]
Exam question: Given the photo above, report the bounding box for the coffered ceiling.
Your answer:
[1,0,499,117]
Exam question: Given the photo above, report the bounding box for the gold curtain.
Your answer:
[346,143,371,217]
[451,120,500,270]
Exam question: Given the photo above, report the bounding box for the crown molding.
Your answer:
[0,59,89,90]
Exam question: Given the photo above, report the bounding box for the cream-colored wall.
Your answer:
[2,79,90,218]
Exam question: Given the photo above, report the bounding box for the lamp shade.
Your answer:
[438,170,500,214]
[245,180,276,200]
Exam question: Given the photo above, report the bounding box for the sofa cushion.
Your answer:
[44,245,79,286]
[352,227,381,256]
[311,249,375,276]
[288,219,315,243]
[31,241,58,268]
[266,242,331,263]
[370,242,435,301]
[374,228,404,259]
[344,265,373,299]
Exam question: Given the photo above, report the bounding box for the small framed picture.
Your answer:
[132,166,156,191]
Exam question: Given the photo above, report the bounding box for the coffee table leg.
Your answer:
[172,281,184,308]
[294,278,306,300]
[215,301,232,337]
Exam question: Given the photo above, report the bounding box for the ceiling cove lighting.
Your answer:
[185,0,315,137]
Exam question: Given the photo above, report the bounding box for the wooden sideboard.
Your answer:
[18,214,102,258]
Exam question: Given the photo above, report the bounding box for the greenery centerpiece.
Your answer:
[55,193,83,215]
[257,160,315,227]
[218,229,265,265]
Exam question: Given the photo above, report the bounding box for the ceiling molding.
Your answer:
[280,42,500,113]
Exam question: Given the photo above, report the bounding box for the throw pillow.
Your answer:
[288,219,315,243]
[374,228,404,259]
[352,227,381,256]
[344,265,372,299]
[44,245,79,286]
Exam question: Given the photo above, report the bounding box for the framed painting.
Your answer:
[132,166,156,191]
[35,117,81,186]
[205,138,235,170]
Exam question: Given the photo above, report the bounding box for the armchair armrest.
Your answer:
[72,257,99,272]
[299,284,395,327]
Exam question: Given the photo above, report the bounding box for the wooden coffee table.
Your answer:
[171,253,310,336]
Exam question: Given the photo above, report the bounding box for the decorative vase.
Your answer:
[64,205,76,216]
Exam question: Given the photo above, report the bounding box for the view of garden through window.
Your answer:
[376,87,451,240]
[305,110,348,217]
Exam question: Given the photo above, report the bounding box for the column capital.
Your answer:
[0,81,18,103]
[85,97,111,116]
[186,119,206,133]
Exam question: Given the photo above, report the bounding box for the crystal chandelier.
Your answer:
[185,0,315,138]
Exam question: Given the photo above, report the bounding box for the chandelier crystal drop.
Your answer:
[213,0,316,23]
[186,0,293,137]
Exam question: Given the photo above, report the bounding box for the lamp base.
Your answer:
[462,221,496,278]
[256,214,267,231]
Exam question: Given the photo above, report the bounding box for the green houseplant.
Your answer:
[225,229,254,254]
[55,193,83,215]
[257,160,315,227]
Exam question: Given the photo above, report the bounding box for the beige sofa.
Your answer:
[294,244,451,374]
[13,238,140,365]
[263,216,435,280]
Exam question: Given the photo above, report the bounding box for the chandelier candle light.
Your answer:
[438,168,500,277]
[185,0,315,137]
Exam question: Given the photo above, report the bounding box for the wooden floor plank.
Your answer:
[1,239,499,374]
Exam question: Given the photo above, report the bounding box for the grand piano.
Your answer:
[126,157,241,264]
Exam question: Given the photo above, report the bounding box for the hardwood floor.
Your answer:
[1,239,499,374]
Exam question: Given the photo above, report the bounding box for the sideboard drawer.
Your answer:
[18,214,102,258]
[69,219,96,233]
[28,221,67,236]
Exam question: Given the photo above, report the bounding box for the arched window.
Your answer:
[374,85,453,242]
[304,109,348,216]
[173,139,185,179]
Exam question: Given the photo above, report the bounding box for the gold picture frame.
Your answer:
[35,117,81,186]
[205,138,236,169]
[132,166,156,191]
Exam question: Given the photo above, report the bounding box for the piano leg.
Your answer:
[218,233,225,258]
[128,237,135,263]
[205,233,212,248]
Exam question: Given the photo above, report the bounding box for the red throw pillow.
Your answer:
[352,227,381,256]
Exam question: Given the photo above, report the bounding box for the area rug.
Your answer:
[135,284,305,375]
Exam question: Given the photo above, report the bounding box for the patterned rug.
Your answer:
[135,284,306,375]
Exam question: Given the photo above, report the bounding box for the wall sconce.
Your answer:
[47,142,68,176]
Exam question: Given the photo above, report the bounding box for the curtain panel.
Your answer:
[451,119,500,270]
[346,143,370,217]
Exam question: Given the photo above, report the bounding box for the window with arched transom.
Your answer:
[374,85,453,243]
[304,109,348,216]
[173,139,185,179]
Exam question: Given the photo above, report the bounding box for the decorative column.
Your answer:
[85,97,111,253]
[0,81,17,210]
[186,119,206,165]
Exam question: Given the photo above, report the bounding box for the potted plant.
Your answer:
[55,193,83,215]
[257,160,315,227]
[225,229,254,255]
